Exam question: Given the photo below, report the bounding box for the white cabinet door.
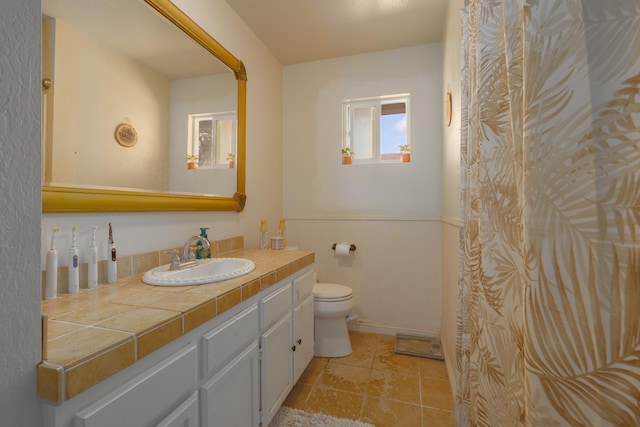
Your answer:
[156,392,198,427]
[200,342,260,427]
[293,295,314,383]
[260,312,293,427]
[74,345,198,427]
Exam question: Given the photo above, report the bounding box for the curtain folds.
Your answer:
[458,1,640,426]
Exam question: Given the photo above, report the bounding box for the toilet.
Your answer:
[313,283,355,357]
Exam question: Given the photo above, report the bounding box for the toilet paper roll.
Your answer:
[335,243,352,257]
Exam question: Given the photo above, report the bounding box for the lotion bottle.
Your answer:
[45,227,59,300]
[107,223,117,283]
[278,218,287,247]
[259,219,268,249]
[68,226,79,294]
[88,226,98,289]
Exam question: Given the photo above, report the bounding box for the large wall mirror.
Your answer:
[42,0,247,212]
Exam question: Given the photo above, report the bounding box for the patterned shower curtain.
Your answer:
[457,1,640,426]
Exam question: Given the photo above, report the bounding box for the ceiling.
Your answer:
[224,0,449,65]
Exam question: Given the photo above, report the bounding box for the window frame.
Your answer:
[342,93,410,164]
[188,111,237,169]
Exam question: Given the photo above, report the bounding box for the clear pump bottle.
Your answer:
[259,219,269,249]
[278,218,287,247]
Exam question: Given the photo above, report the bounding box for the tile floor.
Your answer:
[283,331,456,427]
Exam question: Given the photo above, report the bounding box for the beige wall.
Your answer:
[51,19,170,191]
[282,44,444,335]
[440,0,465,391]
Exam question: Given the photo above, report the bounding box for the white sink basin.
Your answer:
[142,258,255,286]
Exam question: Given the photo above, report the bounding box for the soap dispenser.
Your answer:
[278,218,287,247]
[259,219,268,249]
[196,227,211,259]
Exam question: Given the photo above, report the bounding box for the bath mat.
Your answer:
[269,406,375,427]
[395,334,444,360]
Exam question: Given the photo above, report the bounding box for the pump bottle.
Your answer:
[259,219,268,249]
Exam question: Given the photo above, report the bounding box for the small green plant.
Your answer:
[341,147,354,157]
[186,154,199,162]
[226,153,235,161]
[399,144,411,153]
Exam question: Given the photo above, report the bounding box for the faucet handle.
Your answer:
[188,246,196,262]
[166,250,181,270]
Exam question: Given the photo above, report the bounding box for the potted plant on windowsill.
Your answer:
[399,144,411,163]
[186,154,199,169]
[227,153,235,168]
[341,147,354,165]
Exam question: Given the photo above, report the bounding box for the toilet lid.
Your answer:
[313,283,353,301]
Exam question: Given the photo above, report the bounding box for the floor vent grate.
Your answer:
[395,334,444,360]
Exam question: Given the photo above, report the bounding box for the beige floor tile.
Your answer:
[283,381,314,409]
[303,385,364,421]
[320,362,371,394]
[373,347,421,373]
[419,357,449,381]
[423,407,456,426]
[329,332,378,368]
[298,357,328,385]
[360,396,422,427]
[421,377,455,411]
[288,332,455,427]
[367,367,421,404]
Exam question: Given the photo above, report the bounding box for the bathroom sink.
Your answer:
[142,258,255,286]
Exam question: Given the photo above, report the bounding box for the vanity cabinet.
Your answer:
[73,345,198,427]
[156,392,199,427]
[292,271,315,383]
[43,266,314,427]
[292,294,314,383]
[200,304,260,427]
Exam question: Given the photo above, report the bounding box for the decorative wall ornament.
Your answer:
[114,122,137,147]
[444,90,452,127]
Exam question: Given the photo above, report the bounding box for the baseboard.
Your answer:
[347,319,439,339]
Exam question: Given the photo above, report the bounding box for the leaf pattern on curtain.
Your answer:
[458,0,640,426]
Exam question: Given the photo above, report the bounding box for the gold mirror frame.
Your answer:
[42,0,247,213]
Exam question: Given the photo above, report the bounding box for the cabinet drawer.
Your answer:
[260,283,292,330]
[74,345,197,427]
[293,270,314,303]
[202,303,259,377]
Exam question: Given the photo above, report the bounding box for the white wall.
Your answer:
[0,0,42,424]
[41,0,284,269]
[283,44,444,335]
[440,0,465,391]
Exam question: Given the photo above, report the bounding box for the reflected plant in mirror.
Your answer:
[41,0,247,212]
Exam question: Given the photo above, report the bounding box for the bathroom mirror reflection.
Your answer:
[41,0,247,212]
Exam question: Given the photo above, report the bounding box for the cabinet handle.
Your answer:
[297,339,302,345]
[291,345,296,352]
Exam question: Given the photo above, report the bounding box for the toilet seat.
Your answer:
[313,283,353,302]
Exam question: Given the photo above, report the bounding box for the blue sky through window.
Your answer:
[380,113,406,155]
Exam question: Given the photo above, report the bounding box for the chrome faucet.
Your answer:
[181,235,211,263]
[167,235,212,271]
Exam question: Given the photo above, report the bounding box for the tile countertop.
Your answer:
[38,248,315,404]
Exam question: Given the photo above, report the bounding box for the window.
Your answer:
[342,94,409,163]
[188,112,236,168]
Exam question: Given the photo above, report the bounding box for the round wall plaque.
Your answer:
[114,123,138,147]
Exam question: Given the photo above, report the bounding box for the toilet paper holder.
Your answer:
[331,243,356,252]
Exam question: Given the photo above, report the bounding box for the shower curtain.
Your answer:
[457,1,640,426]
